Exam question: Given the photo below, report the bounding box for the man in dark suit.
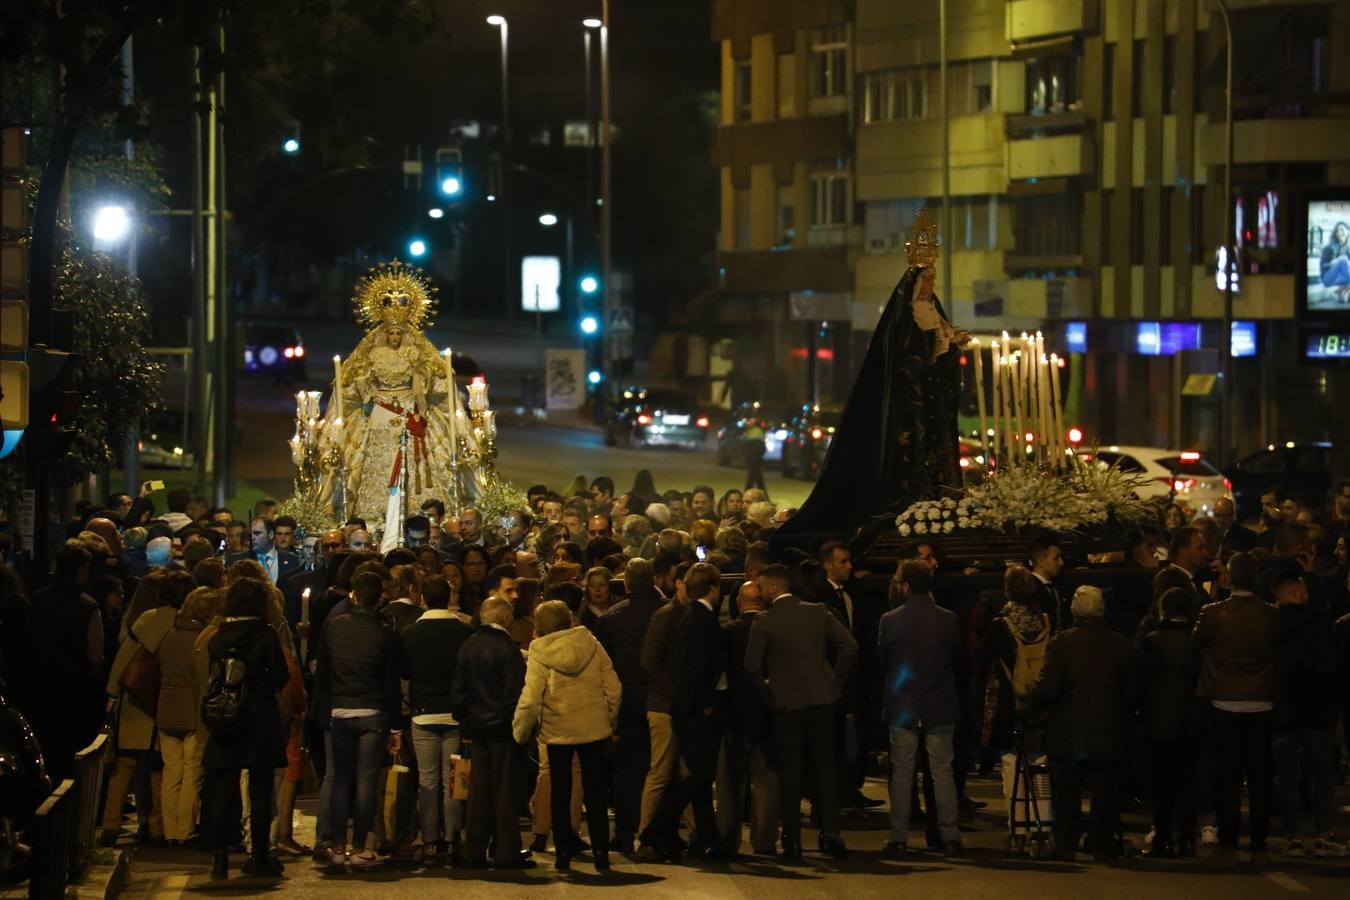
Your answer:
[226,517,302,585]
[716,582,779,855]
[744,565,857,859]
[1212,498,1257,555]
[811,540,882,812]
[878,560,965,857]
[1152,526,1212,613]
[647,563,729,859]
[450,597,532,869]
[595,557,667,853]
[1029,535,1070,631]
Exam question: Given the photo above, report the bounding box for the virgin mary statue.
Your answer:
[775,208,971,546]
[318,262,460,529]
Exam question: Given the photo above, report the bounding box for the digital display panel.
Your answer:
[1303,198,1350,314]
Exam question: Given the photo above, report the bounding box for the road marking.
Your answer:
[1264,872,1310,893]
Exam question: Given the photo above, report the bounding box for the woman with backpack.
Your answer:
[977,565,1052,760]
[201,577,290,881]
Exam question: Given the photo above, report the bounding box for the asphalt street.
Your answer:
[116,776,1350,899]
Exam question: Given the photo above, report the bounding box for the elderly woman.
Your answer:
[1027,586,1135,862]
[512,600,621,872]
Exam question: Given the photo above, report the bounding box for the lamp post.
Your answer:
[487,14,511,318]
[486,15,509,147]
[600,1,612,403]
[583,19,602,233]
[538,211,576,327]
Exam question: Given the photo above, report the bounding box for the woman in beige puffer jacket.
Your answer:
[512,601,621,871]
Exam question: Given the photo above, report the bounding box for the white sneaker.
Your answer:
[1200,825,1219,847]
[1313,836,1347,858]
[347,850,384,869]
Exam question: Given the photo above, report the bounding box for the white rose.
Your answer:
[914,522,928,535]
[943,521,955,534]
[897,523,912,537]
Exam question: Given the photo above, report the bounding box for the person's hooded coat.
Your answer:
[512,625,621,746]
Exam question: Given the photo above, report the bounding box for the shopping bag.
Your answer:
[450,751,471,801]
[378,745,417,849]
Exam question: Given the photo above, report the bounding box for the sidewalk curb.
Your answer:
[496,408,603,436]
[73,849,128,900]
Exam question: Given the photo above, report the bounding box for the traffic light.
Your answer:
[26,347,80,453]
[579,315,599,336]
[435,146,464,199]
[280,120,302,156]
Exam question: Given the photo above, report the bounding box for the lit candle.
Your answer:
[971,338,989,469]
[989,340,1003,468]
[1049,354,1065,468]
[1037,334,1050,464]
[295,391,305,421]
[482,409,495,436]
[333,355,343,420]
[289,432,302,466]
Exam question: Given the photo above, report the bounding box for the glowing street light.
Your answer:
[579,275,600,295]
[538,212,559,227]
[583,18,602,28]
[428,207,445,219]
[281,137,301,155]
[486,14,506,25]
[587,369,603,385]
[440,175,462,197]
[408,238,428,258]
[92,205,132,243]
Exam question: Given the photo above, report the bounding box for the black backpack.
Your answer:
[201,651,249,734]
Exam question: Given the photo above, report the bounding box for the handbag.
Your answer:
[451,749,471,801]
[118,631,161,715]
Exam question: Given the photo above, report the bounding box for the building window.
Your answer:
[1103,43,1115,120]
[1025,54,1078,115]
[1131,40,1145,118]
[1161,187,1174,266]
[960,195,996,250]
[1101,189,1114,261]
[809,24,848,99]
[1130,189,1145,264]
[810,169,849,227]
[775,186,796,248]
[1163,35,1177,114]
[777,53,796,118]
[1190,185,1206,263]
[734,187,751,250]
[861,68,927,122]
[865,198,925,254]
[971,59,994,113]
[734,59,752,122]
[1013,194,1082,256]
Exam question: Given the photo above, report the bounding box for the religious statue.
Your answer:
[777,208,972,543]
[315,262,464,531]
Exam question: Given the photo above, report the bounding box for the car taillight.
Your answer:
[811,428,823,440]
[294,345,305,358]
[637,414,651,425]
[283,346,296,359]
[1172,478,1195,493]
[959,457,971,468]
[695,416,710,428]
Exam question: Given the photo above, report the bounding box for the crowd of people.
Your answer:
[1,475,1349,879]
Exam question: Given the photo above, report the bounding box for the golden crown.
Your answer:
[353,260,438,332]
[905,207,941,268]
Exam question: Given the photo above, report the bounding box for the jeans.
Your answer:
[546,741,610,856]
[157,730,203,841]
[410,724,464,844]
[1051,757,1118,858]
[329,713,388,851]
[1210,708,1272,851]
[715,731,779,855]
[773,704,839,846]
[1272,728,1336,837]
[1148,739,1197,849]
[888,725,960,846]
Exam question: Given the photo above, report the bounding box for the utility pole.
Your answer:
[213,21,232,504]
[121,37,140,495]
[191,47,208,495]
[1217,0,1235,468]
[600,0,612,396]
[940,0,953,304]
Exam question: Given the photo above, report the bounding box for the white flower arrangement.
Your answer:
[893,454,1156,537]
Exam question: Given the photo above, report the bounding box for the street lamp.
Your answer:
[486,15,509,147]
[281,137,301,155]
[538,212,559,227]
[440,175,462,197]
[408,238,428,258]
[428,207,445,220]
[92,205,132,244]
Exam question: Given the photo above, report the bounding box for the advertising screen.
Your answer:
[1304,198,1350,314]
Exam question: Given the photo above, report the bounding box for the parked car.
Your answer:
[716,401,794,467]
[779,404,840,478]
[1077,445,1232,515]
[138,410,195,470]
[241,324,307,381]
[604,386,712,451]
[1226,441,1335,519]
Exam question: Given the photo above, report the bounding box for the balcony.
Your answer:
[1201,116,1350,167]
[856,115,1006,199]
[717,246,851,295]
[1005,0,1097,44]
[1007,132,1093,181]
[714,115,851,175]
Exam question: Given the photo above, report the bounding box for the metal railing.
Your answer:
[27,732,110,900]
